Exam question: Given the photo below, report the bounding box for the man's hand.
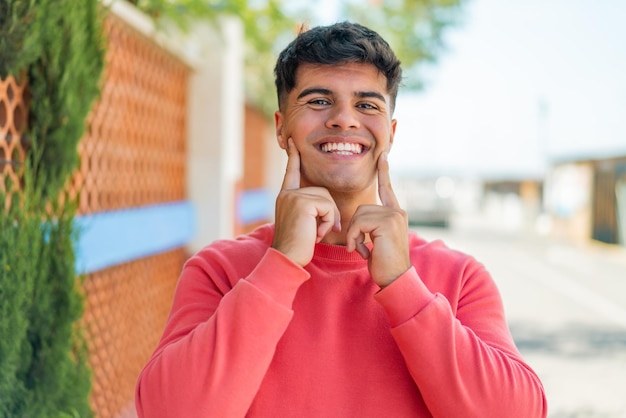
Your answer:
[346,152,411,287]
[272,138,341,267]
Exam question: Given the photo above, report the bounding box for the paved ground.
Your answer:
[413,215,626,418]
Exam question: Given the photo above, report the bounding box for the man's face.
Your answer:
[275,62,397,196]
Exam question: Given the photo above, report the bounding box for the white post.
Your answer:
[186,17,244,253]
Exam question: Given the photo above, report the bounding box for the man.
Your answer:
[136,22,547,417]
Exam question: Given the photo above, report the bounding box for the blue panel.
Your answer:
[238,188,273,225]
[75,201,196,274]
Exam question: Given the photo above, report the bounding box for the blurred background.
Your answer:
[393,2,626,417]
[1,0,624,417]
[391,0,626,244]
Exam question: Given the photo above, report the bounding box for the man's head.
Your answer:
[274,22,403,113]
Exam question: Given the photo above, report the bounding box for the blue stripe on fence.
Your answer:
[75,201,196,274]
[238,188,273,225]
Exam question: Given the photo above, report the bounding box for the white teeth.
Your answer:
[321,142,363,154]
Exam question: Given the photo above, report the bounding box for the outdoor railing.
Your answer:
[73,12,192,418]
[1,9,193,418]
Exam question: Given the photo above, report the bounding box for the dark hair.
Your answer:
[274,21,403,112]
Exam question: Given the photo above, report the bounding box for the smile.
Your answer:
[321,142,364,155]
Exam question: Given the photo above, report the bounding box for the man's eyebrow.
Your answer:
[297,88,387,103]
[297,87,332,100]
[356,91,387,103]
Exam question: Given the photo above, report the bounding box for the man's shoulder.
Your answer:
[187,224,274,269]
[408,230,480,271]
[201,223,273,255]
[408,231,462,256]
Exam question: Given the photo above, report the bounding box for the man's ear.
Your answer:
[275,111,287,149]
[388,118,397,152]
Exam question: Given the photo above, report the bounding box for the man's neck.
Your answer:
[321,190,378,246]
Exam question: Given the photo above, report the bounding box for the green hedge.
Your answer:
[0,182,91,418]
[1,0,106,199]
[0,0,105,417]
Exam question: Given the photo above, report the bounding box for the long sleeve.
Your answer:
[135,226,547,417]
[374,259,548,418]
[135,247,309,418]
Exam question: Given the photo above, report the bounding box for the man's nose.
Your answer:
[325,103,360,130]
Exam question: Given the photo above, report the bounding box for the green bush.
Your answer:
[1,0,105,199]
[1,0,105,416]
[0,180,92,418]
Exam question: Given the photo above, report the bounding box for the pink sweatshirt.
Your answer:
[135,224,547,417]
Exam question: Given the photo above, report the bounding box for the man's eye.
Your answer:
[358,102,378,110]
[308,98,331,106]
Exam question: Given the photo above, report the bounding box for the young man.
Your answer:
[135,22,547,417]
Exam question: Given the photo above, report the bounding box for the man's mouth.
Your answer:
[321,142,364,155]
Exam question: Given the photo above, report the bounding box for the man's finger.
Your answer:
[281,138,301,190]
[377,151,400,208]
[316,205,340,242]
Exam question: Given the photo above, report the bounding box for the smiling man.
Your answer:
[135,22,547,418]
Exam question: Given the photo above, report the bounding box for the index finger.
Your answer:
[281,138,301,190]
[377,151,400,208]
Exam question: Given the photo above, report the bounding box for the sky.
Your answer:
[387,0,626,179]
[310,0,626,179]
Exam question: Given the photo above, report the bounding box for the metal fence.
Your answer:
[1,9,192,418]
[76,13,190,417]
[0,74,28,208]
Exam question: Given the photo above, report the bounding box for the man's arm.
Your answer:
[136,138,336,417]
[135,248,309,418]
[375,263,548,418]
[350,153,547,417]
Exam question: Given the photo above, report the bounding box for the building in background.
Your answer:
[545,156,626,247]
